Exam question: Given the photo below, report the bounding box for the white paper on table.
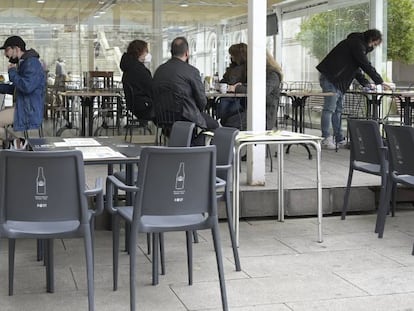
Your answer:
[63,138,101,146]
[75,146,126,160]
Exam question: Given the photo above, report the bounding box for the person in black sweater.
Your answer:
[120,39,153,120]
[316,29,392,149]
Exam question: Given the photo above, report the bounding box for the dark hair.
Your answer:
[126,40,148,58]
[228,43,247,65]
[363,29,382,43]
[170,37,189,57]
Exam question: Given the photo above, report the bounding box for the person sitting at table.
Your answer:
[0,35,45,142]
[316,29,393,150]
[120,39,153,121]
[265,51,283,130]
[217,43,247,128]
[152,36,219,139]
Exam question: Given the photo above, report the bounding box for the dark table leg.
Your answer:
[286,96,312,159]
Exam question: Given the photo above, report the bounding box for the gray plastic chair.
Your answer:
[211,126,241,271]
[113,120,195,253]
[0,150,103,311]
[381,125,414,245]
[341,119,388,237]
[106,146,228,311]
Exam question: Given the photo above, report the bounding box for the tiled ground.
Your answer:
[1,210,414,311]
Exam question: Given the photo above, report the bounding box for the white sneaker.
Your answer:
[321,136,336,150]
[336,138,348,148]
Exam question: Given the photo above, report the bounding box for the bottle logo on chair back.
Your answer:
[36,167,46,195]
[35,166,48,208]
[175,162,185,190]
[173,162,185,202]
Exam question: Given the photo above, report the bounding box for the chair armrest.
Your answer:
[216,177,226,188]
[216,164,231,172]
[85,177,104,216]
[105,175,139,214]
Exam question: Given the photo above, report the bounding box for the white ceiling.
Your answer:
[0,0,285,26]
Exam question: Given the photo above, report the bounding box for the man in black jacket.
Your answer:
[152,37,219,132]
[316,29,392,150]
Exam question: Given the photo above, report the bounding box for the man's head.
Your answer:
[363,29,382,49]
[170,37,189,61]
[0,36,26,64]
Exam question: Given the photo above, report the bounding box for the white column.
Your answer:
[246,0,267,185]
[370,0,386,76]
[152,0,163,71]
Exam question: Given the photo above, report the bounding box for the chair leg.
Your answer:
[84,225,95,311]
[147,233,151,255]
[266,145,273,172]
[192,230,199,243]
[376,178,392,238]
[211,222,229,311]
[36,239,44,261]
[159,233,165,275]
[112,215,120,291]
[45,239,54,293]
[224,188,241,271]
[391,182,397,217]
[152,233,159,286]
[129,221,139,311]
[341,167,354,220]
[186,231,193,285]
[8,238,15,296]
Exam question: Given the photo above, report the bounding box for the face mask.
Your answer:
[144,53,152,63]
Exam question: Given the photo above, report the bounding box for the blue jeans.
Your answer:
[319,74,344,141]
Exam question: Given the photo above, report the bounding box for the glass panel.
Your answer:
[281,2,370,83]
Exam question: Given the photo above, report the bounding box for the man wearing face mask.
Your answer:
[152,36,219,137]
[0,36,45,136]
[316,29,394,150]
[120,39,153,120]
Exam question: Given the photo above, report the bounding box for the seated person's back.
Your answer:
[152,36,219,133]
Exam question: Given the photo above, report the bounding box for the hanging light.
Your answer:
[179,1,189,7]
[36,0,46,3]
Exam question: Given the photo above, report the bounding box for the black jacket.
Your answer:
[316,32,383,93]
[120,52,153,117]
[153,57,207,128]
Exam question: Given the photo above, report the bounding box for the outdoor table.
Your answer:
[205,91,247,119]
[28,136,141,206]
[281,90,334,159]
[59,89,122,137]
[347,89,414,125]
[232,130,323,246]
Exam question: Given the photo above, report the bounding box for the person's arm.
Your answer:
[190,67,207,111]
[9,58,43,94]
[350,39,383,85]
[0,83,14,95]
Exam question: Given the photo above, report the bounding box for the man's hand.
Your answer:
[227,82,241,93]
[382,82,395,91]
[8,63,16,70]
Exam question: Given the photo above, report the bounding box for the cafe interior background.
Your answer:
[0,0,403,98]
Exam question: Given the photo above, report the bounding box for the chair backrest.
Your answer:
[384,124,414,176]
[211,127,239,180]
[134,146,217,222]
[85,71,114,89]
[152,82,182,134]
[0,150,89,236]
[168,121,195,147]
[343,93,366,119]
[347,119,384,165]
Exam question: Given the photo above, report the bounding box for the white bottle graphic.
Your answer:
[36,167,46,195]
[175,162,185,190]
